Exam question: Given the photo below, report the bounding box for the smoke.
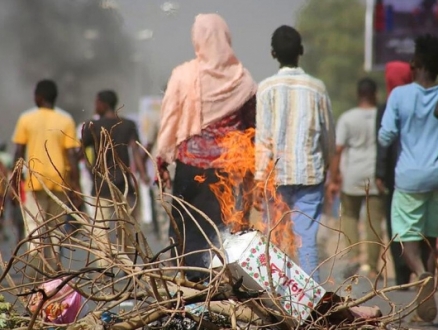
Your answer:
[0,0,135,144]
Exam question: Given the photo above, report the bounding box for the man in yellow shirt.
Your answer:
[12,80,80,280]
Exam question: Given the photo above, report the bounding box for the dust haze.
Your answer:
[0,0,134,144]
[0,0,307,145]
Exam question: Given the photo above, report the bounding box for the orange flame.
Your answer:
[194,174,206,183]
[210,128,296,257]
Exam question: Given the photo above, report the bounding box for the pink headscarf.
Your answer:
[157,13,257,164]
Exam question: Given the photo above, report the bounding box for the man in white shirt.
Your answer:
[328,78,385,280]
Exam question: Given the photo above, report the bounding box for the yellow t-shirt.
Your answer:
[12,108,80,192]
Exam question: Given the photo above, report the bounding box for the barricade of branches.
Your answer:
[0,131,434,330]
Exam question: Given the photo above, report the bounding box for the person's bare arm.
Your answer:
[131,139,149,185]
[141,142,154,164]
[329,146,343,183]
[319,89,336,170]
[327,145,344,202]
[66,147,82,208]
[13,144,26,166]
[67,148,80,190]
[12,144,26,182]
[11,144,26,201]
[145,142,154,154]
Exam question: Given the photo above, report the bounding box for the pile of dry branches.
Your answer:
[0,141,434,330]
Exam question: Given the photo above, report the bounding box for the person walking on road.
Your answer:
[375,61,426,287]
[82,90,149,269]
[156,13,257,282]
[255,25,336,282]
[328,78,386,280]
[12,80,81,280]
[379,34,438,323]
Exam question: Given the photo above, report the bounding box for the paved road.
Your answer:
[318,216,438,330]
[0,216,437,329]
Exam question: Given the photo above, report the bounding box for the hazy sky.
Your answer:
[0,1,307,143]
[115,0,308,97]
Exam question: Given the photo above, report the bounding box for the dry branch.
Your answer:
[0,136,432,330]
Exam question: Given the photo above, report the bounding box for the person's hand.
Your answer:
[6,186,18,206]
[253,185,265,212]
[9,191,20,206]
[71,193,83,209]
[140,173,151,186]
[157,168,172,190]
[69,183,83,209]
[375,178,387,195]
[253,180,272,212]
[326,181,340,204]
[9,173,22,206]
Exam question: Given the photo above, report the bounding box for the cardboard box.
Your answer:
[211,231,326,324]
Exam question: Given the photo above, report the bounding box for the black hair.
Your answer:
[357,77,377,98]
[97,90,118,110]
[414,34,438,77]
[271,25,303,65]
[35,79,58,104]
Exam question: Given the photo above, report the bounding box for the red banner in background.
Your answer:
[366,0,438,70]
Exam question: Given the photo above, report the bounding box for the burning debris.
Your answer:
[0,226,387,329]
[210,128,296,257]
[0,137,428,329]
[210,230,326,325]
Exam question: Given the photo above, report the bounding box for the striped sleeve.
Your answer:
[319,89,336,165]
[254,86,273,181]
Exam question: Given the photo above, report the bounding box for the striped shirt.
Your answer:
[255,67,336,186]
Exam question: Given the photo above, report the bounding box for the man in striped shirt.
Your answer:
[254,25,335,282]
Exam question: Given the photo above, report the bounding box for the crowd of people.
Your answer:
[0,12,437,324]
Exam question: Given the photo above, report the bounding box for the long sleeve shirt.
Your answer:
[378,83,438,193]
[254,67,336,186]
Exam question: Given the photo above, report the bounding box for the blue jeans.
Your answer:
[277,183,324,283]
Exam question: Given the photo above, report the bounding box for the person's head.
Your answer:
[191,13,236,65]
[411,33,438,82]
[95,90,118,116]
[34,79,58,108]
[385,61,412,97]
[357,77,377,105]
[271,25,303,67]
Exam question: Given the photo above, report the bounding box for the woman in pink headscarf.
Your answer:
[156,13,257,281]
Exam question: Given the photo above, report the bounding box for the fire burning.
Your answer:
[209,128,296,258]
[194,174,206,183]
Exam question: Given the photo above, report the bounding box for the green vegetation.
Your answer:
[0,294,13,329]
[297,0,384,118]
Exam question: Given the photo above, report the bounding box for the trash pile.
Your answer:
[0,229,391,330]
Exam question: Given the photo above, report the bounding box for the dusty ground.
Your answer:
[249,209,438,329]
[0,211,437,329]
